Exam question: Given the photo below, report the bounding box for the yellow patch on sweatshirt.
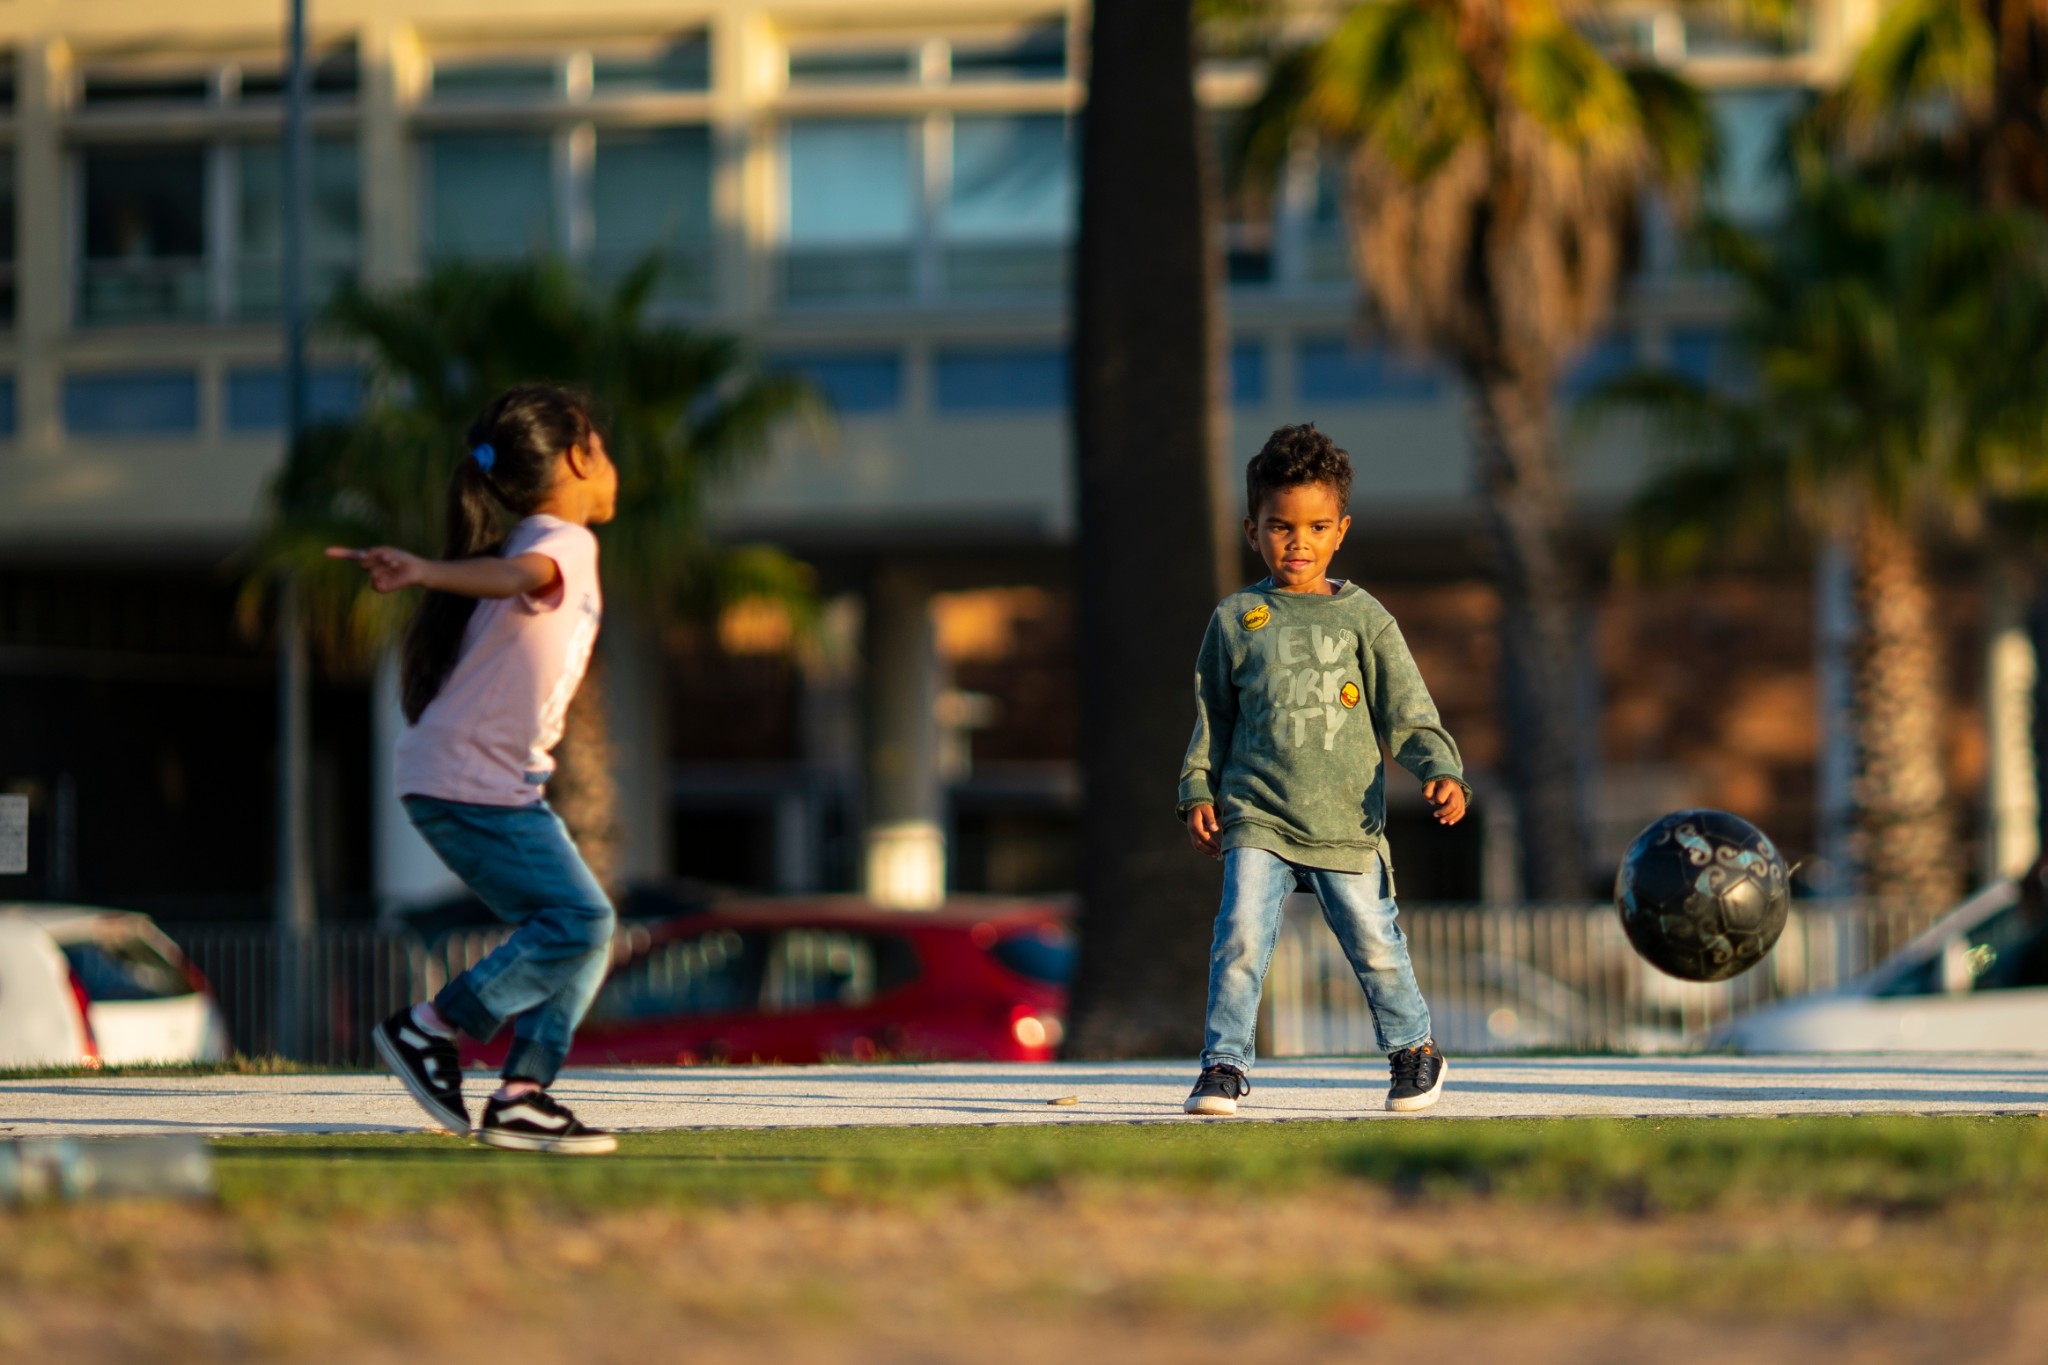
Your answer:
[1339,681,1361,709]
[1241,605,1271,631]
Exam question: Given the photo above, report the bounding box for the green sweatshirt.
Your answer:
[1176,579,1468,877]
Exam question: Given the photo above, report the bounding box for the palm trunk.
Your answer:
[1062,0,1233,1058]
[1467,366,1592,900]
[549,650,623,896]
[1850,510,1961,938]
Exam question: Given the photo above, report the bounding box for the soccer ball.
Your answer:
[1614,809,1790,983]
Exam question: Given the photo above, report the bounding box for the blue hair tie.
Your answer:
[471,443,496,473]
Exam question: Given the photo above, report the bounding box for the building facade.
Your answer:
[6,0,1974,922]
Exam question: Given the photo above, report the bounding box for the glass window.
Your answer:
[60,936,194,1002]
[1297,339,1441,402]
[784,120,916,300]
[935,347,1067,412]
[63,371,200,436]
[592,127,713,297]
[1707,88,1806,227]
[1668,328,1742,390]
[951,28,1067,82]
[430,57,561,101]
[986,923,1075,984]
[81,71,212,107]
[593,35,711,95]
[761,930,879,1012]
[236,138,361,320]
[770,352,903,415]
[947,115,1072,240]
[787,47,919,86]
[584,929,768,1022]
[1559,333,1635,399]
[225,367,363,431]
[424,133,557,260]
[0,149,15,324]
[238,47,361,101]
[79,147,209,325]
[0,376,16,438]
[1231,340,1267,407]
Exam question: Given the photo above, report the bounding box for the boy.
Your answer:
[1178,423,1469,1116]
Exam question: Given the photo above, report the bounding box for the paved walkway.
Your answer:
[3,1055,2045,1137]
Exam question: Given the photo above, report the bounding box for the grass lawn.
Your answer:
[6,1117,2046,1362]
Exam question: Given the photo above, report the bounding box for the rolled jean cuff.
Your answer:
[1200,1052,1251,1074]
[501,1036,563,1087]
[433,974,501,1045]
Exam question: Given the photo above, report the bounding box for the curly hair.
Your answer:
[1245,423,1352,517]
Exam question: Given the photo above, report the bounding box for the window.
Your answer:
[1297,339,1441,403]
[0,149,15,323]
[592,35,711,95]
[1708,89,1807,228]
[783,120,917,300]
[788,46,920,87]
[761,930,879,1012]
[424,133,558,260]
[237,47,361,101]
[81,71,212,107]
[943,115,1074,294]
[1302,157,1351,285]
[0,377,15,438]
[950,27,1066,82]
[987,923,1075,985]
[1231,341,1268,407]
[236,139,361,320]
[79,147,208,325]
[585,929,769,1022]
[1559,334,1635,399]
[63,371,200,437]
[771,352,903,415]
[935,346,1066,412]
[430,56,561,102]
[224,367,363,431]
[61,936,195,1002]
[592,127,713,298]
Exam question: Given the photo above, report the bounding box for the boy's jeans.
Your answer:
[403,795,616,1087]
[1202,847,1431,1071]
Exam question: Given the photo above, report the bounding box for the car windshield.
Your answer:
[1874,899,2048,998]
[61,934,195,1002]
[585,927,920,1022]
[987,924,1075,985]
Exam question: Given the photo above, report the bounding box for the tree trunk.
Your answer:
[550,651,624,897]
[1467,367,1593,900]
[1850,510,1961,937]
[1062,0,1233,1058]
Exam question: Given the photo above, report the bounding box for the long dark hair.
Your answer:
[401,383,595,723]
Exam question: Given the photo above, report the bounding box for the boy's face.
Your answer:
[1246,481,1351,592]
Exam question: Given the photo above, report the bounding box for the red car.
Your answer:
[462,897,1074,1068]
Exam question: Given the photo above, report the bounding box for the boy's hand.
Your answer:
[1424,779,1467,826]
[1186,803,1221,857]
[327,545,426,594]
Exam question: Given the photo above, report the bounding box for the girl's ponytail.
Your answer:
[400,384,596,723]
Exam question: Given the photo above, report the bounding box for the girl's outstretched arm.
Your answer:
[325,546,559,599]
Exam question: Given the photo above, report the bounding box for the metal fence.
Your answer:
[169,902,1923,1065]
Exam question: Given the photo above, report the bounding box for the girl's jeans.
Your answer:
[403,795,616,1087]
[1202,846,1432,1071]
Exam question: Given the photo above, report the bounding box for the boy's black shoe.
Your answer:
[479,1089,618,1155]
[1184,1063,1251,1116]
[1387,1041,1447,1113]
[372,1008,470,1135]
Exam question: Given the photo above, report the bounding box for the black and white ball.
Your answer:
[1615,809,1790,983]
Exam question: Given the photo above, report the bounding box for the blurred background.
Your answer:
[2,0,2043,1064]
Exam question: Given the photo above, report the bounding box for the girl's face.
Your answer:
[565,429,619,525]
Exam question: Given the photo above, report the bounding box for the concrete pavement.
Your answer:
[3,1054,2046,1137]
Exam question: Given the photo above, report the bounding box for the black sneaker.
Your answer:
[1387,1041,1447,1113]
[1183,1063,1251,1116]
[478,1089,618,1155]
[372,1007,469,1135]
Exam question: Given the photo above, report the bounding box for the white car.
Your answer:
[0,905,232,1067]
[1716,882,2048,1052]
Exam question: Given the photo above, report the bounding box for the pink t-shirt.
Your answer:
[394,515,603,807]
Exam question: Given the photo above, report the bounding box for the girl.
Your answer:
[331,383,619,1156]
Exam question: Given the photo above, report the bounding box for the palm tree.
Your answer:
[1235,0,1716,899]
[1605,170,2048,925]
[241,257,821,890]
[1062,0,1235,1058]
[1830,0,2048,210]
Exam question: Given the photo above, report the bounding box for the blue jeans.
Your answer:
[1202,847,1431,1070]
[403,796,616,1086]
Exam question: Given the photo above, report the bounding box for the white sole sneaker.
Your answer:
[1386,1057,1447,1113]
[478,1127,618,1156]
[372,1019,470,1136]
[1184,1094,1239,1116]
